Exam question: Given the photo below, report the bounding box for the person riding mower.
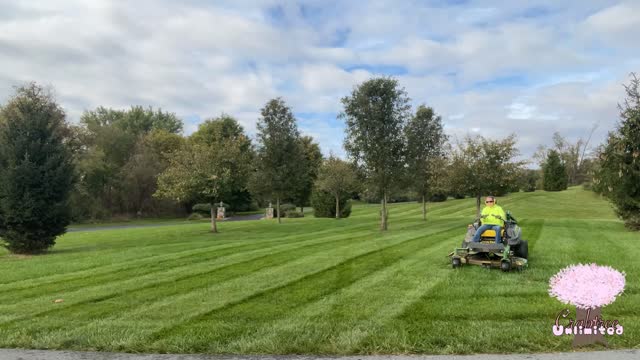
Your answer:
[448,196,528,271]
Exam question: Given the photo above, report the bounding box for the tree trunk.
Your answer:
[422,194,426,221]
[210,205,218,233]
[300,206,304,215]
[573,307,608,347]
[335,194,340,219]
[381,191,388,231]
[277,197,281,224]
[476,194,481,218]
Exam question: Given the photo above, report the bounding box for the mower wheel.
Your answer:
[452,257,462,268]
[500,259,511,272]
[515,240,529,259]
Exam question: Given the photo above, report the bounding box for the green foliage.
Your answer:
[0,83,75,254]
[275,203,296,217]
[311,190,352,218]
[594,73,640,229]
[429,193,447,202]
[543,150,568,191]
[73,106,185,220]
[519,169,539,192]
[315,156,359,218]
[341,77,411,229]
[291,136,323,208]
[284,210,304,218]
[190,114,247,147]
[251,98,306,222]
[404,104,447,214]
[448,135,525,215]
[187,213,204,221]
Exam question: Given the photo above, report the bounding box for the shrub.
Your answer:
[451,193,466,199]
[275,203,296,217]
[285,210,304,218]
[187,213,204,221]
[311,190,352,218]
[429,193,447,202]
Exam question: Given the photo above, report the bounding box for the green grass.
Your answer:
[0,187,639,354]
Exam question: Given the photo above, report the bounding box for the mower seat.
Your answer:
[481,229,505,238]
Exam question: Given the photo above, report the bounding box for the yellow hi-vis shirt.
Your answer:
[481,205,506,226]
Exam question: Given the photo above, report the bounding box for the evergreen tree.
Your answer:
[543,150,568,191]
[0,83,75,254]
[594,73,640,229]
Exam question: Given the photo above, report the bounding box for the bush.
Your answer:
[187,213,204,221]
[311,190,352,218]
[285,210,304,218]
[275,203,296,217]
[451,193,466,199]
[429,193,447,202]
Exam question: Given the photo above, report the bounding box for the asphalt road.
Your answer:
[0,350,638,360]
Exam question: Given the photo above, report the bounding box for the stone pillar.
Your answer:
[265,202,274,219]
[216,201,225,220]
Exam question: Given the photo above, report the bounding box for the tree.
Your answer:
[341,77,411,230]
[543,150,568,191]
[291,136,323,214]
[0,83,75,253]
[518,168,539,192]
[594,73,640,230]
[190,114,246,147]
[315,156,359,219]
[74,106,184,219]
[121,130,183,216]
[534,127,598,187]
[155,135,252,233]
[404,105,447,220]
[191,115,255,212]
[252,98,306,224]
[450,135,524,217]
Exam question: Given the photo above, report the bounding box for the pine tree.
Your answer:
[595,73,640,229]
[0,83,75,253]
[543,150,568,191]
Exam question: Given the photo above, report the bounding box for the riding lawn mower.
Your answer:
[449,211,528,272]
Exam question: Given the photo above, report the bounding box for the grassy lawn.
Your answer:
[0,187,638,354]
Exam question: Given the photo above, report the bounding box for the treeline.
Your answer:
[2,73,639,253]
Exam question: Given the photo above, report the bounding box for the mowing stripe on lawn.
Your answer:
[225,238,458,354]
[0,220,433,322]
[138,227,463,353]
[27,226,463,351]
[0,221,462,347]
[0,218,415,298]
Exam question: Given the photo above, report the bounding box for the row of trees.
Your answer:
[3,72,638,253]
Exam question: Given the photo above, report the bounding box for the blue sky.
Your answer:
[1,0,639,160]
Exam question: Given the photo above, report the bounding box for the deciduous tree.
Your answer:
[252,98,306,224]
[315,156,359,219]
[341,77,411,230]
[404,105,447,220]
